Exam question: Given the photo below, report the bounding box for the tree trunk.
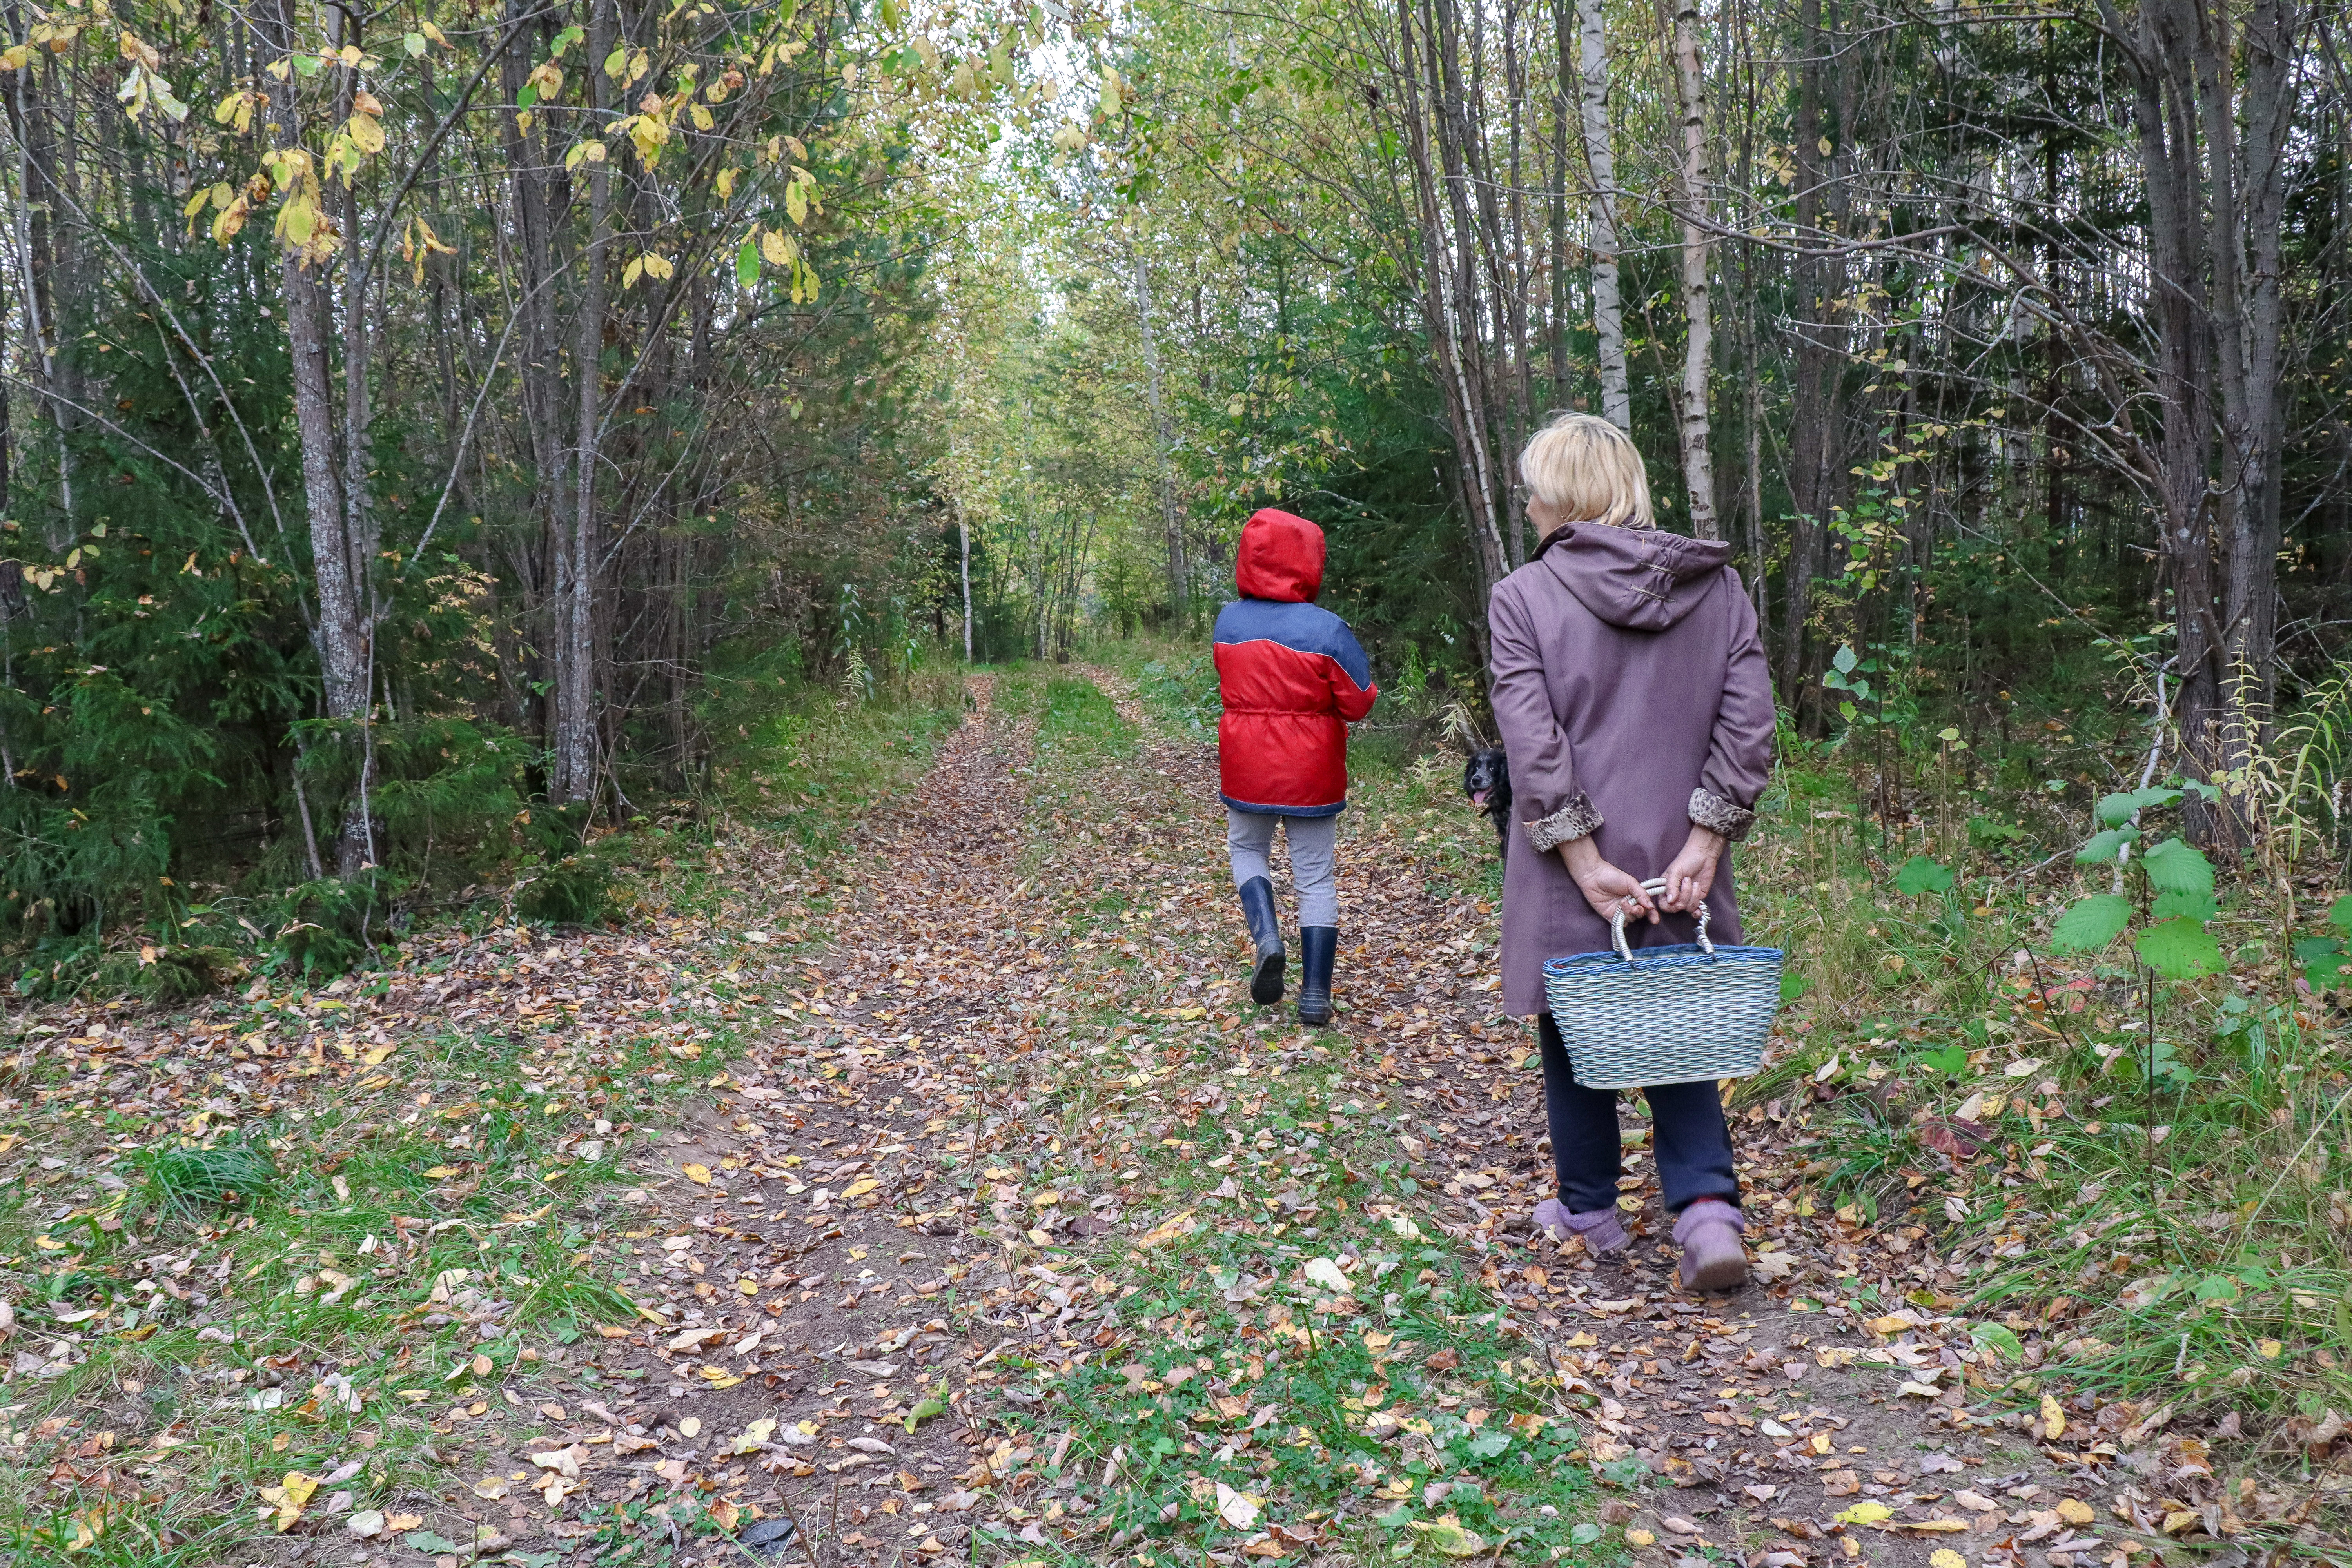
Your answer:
[552,0,616,807]
[1131,249,1188,625]
[267,0,374,875]
[1668,0,1717,537]
[1575,0,1629,432]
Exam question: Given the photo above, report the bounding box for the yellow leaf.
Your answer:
[1626,1529,1656,1547]
[716,166,738,199]
[682,1163,712,1184]
[1411,1515,1486,1556]
[2040,1394,2066,1440]
[760,228,794,265]
[841,1178,878,1199]
[2056,1499,2095,1525]
[269,1470,318,1531]
[422,1165,461,1179]
[343,113,383,155]
[363,1044,395,1065]
[1836,1502,1893,1526]
[623,256,645,289]
[690,103,714,131]
[1907,1518,1971,1532]
[1930,1552,1968,1568]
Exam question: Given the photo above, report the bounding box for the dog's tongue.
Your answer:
[1469,789,1490,808]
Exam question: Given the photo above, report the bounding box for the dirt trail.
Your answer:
[435,670,2136,1568]
[1078,668,2127,1568]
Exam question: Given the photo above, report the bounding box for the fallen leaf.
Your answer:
[346,1509,387,1538]
[1302,1256,1351,1294]
[2040,1394,2066,1439]
[683,1163,713,1184]
[1626,1529,1656,1546]
[2056,1498,2095,1525]
[1413,1515,1486,1556]
[1215,1482,1262,1529]
[1930,1552,1968,1568]
[529,1445,587,1480]
[1836,1502,1892,1526]
[260,1470,318,1532]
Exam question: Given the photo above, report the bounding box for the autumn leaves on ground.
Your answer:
[1,657,2345,1568]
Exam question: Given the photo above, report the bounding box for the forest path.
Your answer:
[1063,668,2125,1568]
[0,668,2140,1568]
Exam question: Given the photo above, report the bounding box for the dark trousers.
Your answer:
[1539,1013,1740,1215]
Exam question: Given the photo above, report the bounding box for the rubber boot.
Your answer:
[1237,877,1285,1006]
[1673,1197,1748,1293]
[1296,927,1337,1026]
[1534,1198,1628,1256]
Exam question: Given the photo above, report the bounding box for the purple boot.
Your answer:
[1673,1198,1748,1292]
[1534,1198,1628,1256]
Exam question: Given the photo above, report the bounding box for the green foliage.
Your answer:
[2134,917,2224,980]
[2049,894,2131,953]
[518,855,615,926]
[2286,893,2352,982]
[1893,854,1953,896]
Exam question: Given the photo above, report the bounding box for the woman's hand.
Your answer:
[1561,837,1657,925]
[1660,825,1726,912]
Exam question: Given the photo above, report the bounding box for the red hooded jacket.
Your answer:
[1212,510,1379,815]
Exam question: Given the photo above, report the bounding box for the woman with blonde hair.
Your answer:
[1487,413,1774,1292]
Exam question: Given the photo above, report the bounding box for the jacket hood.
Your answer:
[1235,509,1326,602]
[1535,522,1730,631]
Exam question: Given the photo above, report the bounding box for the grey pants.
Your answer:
[1226,808,1339,927]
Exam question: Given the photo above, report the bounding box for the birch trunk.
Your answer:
[1669,0,1718,538]
[1575,0,1629,432]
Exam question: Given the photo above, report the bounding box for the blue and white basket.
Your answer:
[1540,878,1784,1091]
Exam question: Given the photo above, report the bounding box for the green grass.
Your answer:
[0,670,975,1564]
[941,664,1606,1564]
[1740,755,2352,1464]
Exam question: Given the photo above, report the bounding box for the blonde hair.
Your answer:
[1518,412,1655,531]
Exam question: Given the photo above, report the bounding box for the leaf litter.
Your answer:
[2,663,2343,1564]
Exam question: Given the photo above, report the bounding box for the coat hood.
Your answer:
[1535,522,1731,632]
[1235,509,1326,603]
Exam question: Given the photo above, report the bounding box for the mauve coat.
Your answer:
[1489,522,1776,1018]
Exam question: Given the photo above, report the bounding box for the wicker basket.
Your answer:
[1540,878,1783,1091]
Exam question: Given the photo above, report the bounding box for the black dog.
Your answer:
[1463,748,1512,857]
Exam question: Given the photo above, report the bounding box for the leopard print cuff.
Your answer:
[1523,794,1604,852]
[1688,788,1757,843]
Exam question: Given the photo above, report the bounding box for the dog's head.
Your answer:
[1463,748,1508,810]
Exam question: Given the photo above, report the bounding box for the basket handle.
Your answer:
[1609,877,1714,963]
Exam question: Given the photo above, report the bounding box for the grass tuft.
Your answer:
[132,1138,277,1220]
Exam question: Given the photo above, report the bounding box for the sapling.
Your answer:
[2048,784,2223,1199]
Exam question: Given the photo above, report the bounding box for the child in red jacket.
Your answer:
[1213,509,1379,1024]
